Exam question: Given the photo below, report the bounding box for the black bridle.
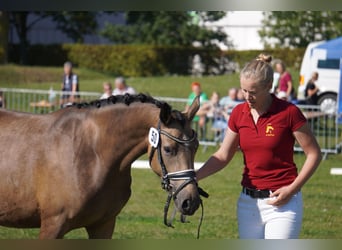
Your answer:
[148,120,209,238]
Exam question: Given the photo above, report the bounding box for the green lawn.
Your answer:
[0,65,341,239]
[0,64,300,99]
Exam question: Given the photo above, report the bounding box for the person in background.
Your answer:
[219,87,240,114]
[196,53,322,239]
[0,91,5,108]
[236,88,245,102]
[275,60,295,101]
[304,72,319,105]
[100,82,113,99]
[277,91,289,101]
[185,82,209,140]
[60,61,79,107]
[112,77,136,96]
[198,91,229,142]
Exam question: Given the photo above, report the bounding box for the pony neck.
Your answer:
[93,103,160,169]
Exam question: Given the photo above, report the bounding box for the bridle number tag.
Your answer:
[149,127,159,148]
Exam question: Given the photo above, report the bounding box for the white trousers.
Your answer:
[237,191,303,239]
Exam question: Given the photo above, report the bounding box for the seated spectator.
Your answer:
[219,87,240,114]
[185,82,209,140]
[100,82,113,99]
[112,77,136,96]
[199,91,229,142]
[305,72,319,105]
[237,88,245,102]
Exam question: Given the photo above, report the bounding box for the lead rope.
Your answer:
[163,191,174,227]
[196,199,204,239]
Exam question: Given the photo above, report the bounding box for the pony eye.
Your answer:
[163,146,172,155]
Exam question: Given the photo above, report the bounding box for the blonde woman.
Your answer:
[196,54,322,239]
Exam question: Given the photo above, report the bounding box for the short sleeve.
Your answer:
[285,72,292,82]
[308,83,315,90]
[228,104,241,133]
[289,105,307,132]
[128,87,136,95]
[187,93,195,105]
[72,74,78,85]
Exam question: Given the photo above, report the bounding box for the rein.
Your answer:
[148,121,209,239]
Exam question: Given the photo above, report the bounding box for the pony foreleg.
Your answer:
[39,215,67,239]
[85,217,116,239]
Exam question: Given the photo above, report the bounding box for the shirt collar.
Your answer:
[242,94,278,115]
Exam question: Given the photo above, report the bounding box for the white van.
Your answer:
[297,40,341,114]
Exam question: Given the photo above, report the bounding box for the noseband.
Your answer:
[148,120,208,238]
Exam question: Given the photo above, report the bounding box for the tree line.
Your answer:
[1,11,342,65]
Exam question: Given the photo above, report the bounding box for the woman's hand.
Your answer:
[267,186,295,206]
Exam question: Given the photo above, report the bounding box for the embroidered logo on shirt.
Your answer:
[265,123,275,136]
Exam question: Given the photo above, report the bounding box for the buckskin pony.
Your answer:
[0,94,202,239]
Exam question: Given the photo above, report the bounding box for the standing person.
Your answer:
[196,54,322,239]
[100,82,113,99]
[112,77,136,96]
[304,72,319,105]
[185,82,209,140]
[60,61,79,107]
[275,60,295,101]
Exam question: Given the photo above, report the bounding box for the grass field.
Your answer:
[0,65,341,239]
[0,64,244,98]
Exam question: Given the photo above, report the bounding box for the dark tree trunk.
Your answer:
[10,12,29,65]
[0,11,9,64]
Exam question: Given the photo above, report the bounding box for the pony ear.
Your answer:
[159,102,172,125]
[184,95,200,121]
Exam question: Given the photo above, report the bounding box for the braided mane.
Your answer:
[66,93,188,126]
[68,93,171,110]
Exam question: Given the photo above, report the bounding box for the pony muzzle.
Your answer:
[173,183,201,215]
[167,170,201,215]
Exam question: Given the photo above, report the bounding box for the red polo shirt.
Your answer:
[228,95,307,191]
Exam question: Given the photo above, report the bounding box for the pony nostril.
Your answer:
[182,199,191,212]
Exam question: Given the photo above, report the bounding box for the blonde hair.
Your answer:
[240,53,274,87]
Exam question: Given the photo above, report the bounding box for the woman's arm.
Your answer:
[307,84,319,97]
[268,123,322,206]
[291,123,322,191]
[286,79,293,97]
[196,128,239,181]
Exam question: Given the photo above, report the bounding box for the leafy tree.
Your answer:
[100,11,229,48]
[259,11,342,48]
[48,12,98,43]
[8,11,98,64]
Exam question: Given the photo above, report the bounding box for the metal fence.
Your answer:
[295,104,342,159]
[1,88,341,157]
[0,88,189,114]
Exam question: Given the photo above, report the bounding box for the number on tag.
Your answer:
[149,127,159,148]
